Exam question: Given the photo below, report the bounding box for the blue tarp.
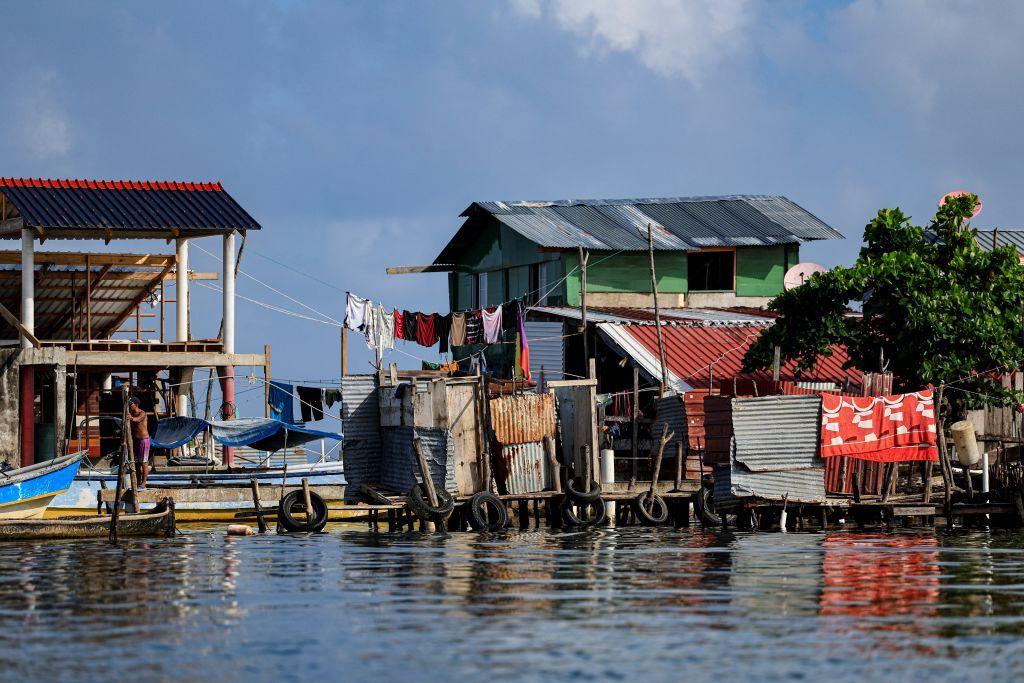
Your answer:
[151,417,341,453]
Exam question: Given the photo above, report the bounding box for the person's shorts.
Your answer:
[134,437,151,464]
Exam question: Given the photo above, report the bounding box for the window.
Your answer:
[688,250,734,291]
[474,272,488,308]
[528,262,549,305]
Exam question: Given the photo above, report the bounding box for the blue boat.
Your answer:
[0,452,85,519]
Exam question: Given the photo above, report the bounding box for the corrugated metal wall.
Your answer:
[498,442,549,494]
[380,426,457,495]
[341,374,381,502]
[525,321,564,388]
[720,394,826,504]
[489,393,556,445]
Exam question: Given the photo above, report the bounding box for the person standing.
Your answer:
[127,398,151,490]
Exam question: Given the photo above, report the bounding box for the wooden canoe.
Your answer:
[0,498,176,541]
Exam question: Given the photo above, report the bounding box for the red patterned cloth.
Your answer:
[820,387,938,462]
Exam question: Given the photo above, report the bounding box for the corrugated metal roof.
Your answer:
[973,230,1024,252]
[731,395,822,471]
[0,177,260,237]
[434,195,842,264]
[530,306,773,326]
[604,324,860,391]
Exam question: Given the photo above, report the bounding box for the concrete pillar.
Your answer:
[175,238,189,343]
[19,366,34,467]
[222,231,236,354]
[218,366,235,466]
[21,228,34,349]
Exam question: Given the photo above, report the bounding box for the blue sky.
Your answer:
[3,0,1023,416]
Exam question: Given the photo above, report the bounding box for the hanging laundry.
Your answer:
[482,305,502,344]
[375,305,395,351]
[392,309,404,341]
[415,312,439,347]
[465,311,483,344]
[324,388,342,409]
[450,312,467,347]
[516,302,531,380]
[502,301,518,330]
[363,303,378,348]
[402,310,418,342]
[436,313,452,354]
[268,381,295,424]
[819,387,938,463]
[344,292,370,331]
[297,386,324,422]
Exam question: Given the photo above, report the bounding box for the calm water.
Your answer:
[2,526,1024,682]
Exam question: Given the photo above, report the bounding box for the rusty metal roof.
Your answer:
[598,323,861,392]
[0,177,260,238]
[489,393,557,445]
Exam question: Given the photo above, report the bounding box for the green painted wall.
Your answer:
[735,245,794,297]
[564,251,688,306]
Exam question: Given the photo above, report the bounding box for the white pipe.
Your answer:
[175,238,190,343]
[20,228,34,349]
[600,448,616,524]
[222,231,236,354]
[982,451,990,495]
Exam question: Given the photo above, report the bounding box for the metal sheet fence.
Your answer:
[341,374,381,502]
[497,441,549,494]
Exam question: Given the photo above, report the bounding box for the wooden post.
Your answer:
[413,437,440,508]
[159,278,165,342]
[674,442,683,491]
[301,477,314,524]
[341,326,348,377]
[263,344,271,419]
[250,478,267,533]
[578,246,589,372]
[109,385,130,542]
[544,435,561,493]
[631,367,639,482]
[648,425,672,510]
[935,383,953,516]
[85,254,92,340]
[772,345,781,382]
[647,223,669,397]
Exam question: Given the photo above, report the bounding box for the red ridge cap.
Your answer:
[0,177,226,191]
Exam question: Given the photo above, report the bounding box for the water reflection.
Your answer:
[2,527,1024,681]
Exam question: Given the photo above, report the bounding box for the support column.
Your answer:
[19,366,34,467]
[222,230,236,354]
[219,366,235,466]
[175,238,189,416]
[21,228,34,349]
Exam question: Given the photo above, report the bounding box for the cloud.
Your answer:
[510,0,754,86]
[17,68,73,159]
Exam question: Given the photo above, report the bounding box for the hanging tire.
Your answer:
[467,491,508,531]
[278,490,329,533]
[408,483,455,522]
[565,476,602,504]
[561,497,607,528]
[634,492,670,526]
[694,483,722,527]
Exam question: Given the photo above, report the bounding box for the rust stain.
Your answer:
[489,393,556,445]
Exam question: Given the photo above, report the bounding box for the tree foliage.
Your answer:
[743,195,1024,407]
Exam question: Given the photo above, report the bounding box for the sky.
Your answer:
[2,0,1023,417]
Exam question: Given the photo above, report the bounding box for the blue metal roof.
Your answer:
[435,195,842,265]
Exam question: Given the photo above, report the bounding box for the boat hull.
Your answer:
[0,499,176,540]
[47,461,347,521]
[0,452,85,520]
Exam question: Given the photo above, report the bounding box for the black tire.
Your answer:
[408,483,455,522]
[634,492,670,526]
[467,491,508,531]
[561,497,607,528]
[565,476,602,504]
[278,490,329,533]
[694,484,722,527]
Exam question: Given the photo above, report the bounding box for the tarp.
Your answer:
[151,417,210,450]
[150,417,342,453]
[820,387,938,463]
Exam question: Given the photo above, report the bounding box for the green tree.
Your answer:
[743,194,1024,414]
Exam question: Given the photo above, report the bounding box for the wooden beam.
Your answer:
[385,265,442,275]
[0,301,40,347]
[0,218,24,235]
[0,251,177,267]
[64,350,266,368]
[0,271,217,283]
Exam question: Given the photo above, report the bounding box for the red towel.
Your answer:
[393,309,404,340]
[820,387,938,462]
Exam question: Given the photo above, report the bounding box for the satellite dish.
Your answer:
[784,262,827,290]
[940,190,982,218]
